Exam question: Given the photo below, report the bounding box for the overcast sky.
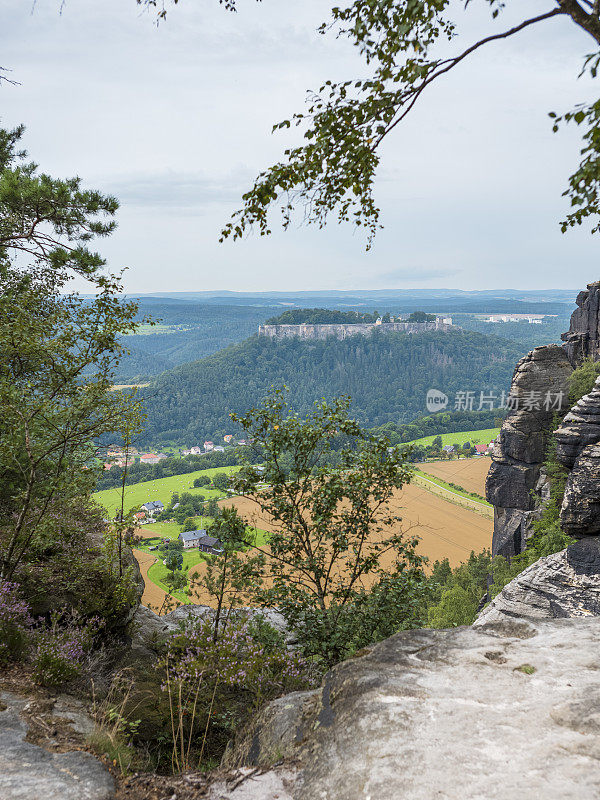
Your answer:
[2,0,599,292]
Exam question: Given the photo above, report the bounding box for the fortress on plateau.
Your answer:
[258,317,456,341]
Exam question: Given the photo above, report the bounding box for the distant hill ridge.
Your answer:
[138,328,523,445]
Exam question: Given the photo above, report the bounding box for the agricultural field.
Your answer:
[133,512,268,610]
[125,454,494,612]
[92,465,241,517]
[221,487,492,572]
[405,428,500,449]
[418,456,492,497]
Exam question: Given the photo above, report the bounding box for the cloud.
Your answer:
[102,170,251,210]
[374,267,462,285]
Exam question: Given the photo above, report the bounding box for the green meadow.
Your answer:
[92,465,241,516]
[405,428,500,449]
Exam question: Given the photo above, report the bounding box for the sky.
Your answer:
[2,0,600,293]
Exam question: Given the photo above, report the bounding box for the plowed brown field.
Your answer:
[134,470,493,613]
[418,456,491,496]
[221,481,492,571]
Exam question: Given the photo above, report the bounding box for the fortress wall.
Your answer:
[258,321,454,340]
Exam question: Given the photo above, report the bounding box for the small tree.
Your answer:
[165,549,183,578]
[181,517,197,532]
[231,390,426,667]
[0,123,145,580]
[211,472,229,491]
[205,498,220,518]
[190,507,265,642]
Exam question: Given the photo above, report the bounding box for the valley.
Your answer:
[125,456,494,612]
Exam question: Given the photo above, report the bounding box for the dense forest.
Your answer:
[114,301,271,379]
[138,329,524,445]
[266,308,383,324]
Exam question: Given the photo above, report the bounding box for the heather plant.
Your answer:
[0,581,33,664]
[161,616,317,770]
[32,612,103,687]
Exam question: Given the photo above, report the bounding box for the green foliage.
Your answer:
[0,123,142,581]
[182,517,197,532]
[0,124,118,279]
[568,356,600,403]
[189,507,265,641]
[266,308,381,325]
[372,410,504,447]
[193,475,212,488]
[217,2,599,245]
[161,615,317,768]
[426,551,492,628]
[211,472,229,491]
[231,390,427,667]
[140,330,522,445]
[407,311,435,322]
[165,550,184,575]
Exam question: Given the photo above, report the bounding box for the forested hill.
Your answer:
[139,329,525,446]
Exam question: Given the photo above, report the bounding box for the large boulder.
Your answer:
[486,345,572,557]
[222,616,600,799]
[0,691,114,800]
[474,538,600,626]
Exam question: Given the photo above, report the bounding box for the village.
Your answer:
[100,434,249,471]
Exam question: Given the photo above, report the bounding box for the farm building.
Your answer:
[141,500,164,517]
[178,530,223,554]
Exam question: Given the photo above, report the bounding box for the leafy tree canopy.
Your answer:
[201,0,600,246]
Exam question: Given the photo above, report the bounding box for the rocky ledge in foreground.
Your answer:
[0,691,114,800]
[223,616,600,800]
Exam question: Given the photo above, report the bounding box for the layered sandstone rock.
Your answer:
[561,280,600,365]
[555,375,600,469]
[560,443,600,537]
[222,617,600,800]
[485,345,572,557]
[474,538,600,625]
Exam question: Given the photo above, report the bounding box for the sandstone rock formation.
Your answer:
[561,443,600,537]
[222,616,600,799]
[555,375,600,469]
[0,691,114,800]
[486,345,572,556]
[474,538,600,625]
[486,281,600,557]
[561,280,600,364]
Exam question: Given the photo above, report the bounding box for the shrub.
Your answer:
[161,616,318,769]
[32,613,102,686]
[568,357,600,403]
[0,582,33,664]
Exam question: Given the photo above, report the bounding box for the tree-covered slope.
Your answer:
[139,329,524,445]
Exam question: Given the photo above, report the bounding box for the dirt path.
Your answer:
[418,456,491,496]
[412,473,492,518]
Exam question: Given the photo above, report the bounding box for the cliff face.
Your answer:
[561,280,600,363]
[258,320,454,340]
[486,281,600,557]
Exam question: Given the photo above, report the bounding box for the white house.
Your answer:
[178,529,223,554]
